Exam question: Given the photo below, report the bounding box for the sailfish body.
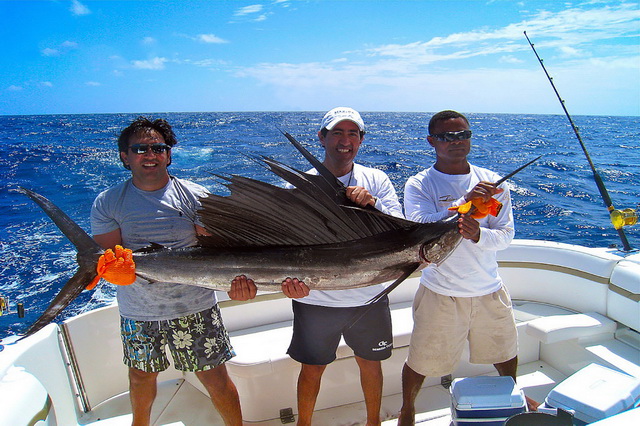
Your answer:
[17,133,461,337]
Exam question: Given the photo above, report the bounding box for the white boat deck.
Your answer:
[2,240,639,425]
[73,359,563,425]
[63,298,640,425]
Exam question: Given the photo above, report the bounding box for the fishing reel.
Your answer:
[0,295,24,318]
[610,206,638,230]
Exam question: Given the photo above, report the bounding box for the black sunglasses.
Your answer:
[129,143,171,154]
[430,130,472,142]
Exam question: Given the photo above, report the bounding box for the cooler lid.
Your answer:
[545,363,640,423]
[451,376,525,409]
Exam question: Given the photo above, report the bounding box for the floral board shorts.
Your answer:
[120,305,235,373]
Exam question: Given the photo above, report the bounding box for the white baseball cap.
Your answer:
[320,107,365,132]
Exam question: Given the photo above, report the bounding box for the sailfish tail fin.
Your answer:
[16,188,102,338]
[21,267,98,339]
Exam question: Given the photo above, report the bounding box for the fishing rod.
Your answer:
[524,31,636,252]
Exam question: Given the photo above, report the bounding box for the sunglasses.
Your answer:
[430,130,472,142]
[129,143,171,154]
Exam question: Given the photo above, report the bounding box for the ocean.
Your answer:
[0,112,638,337]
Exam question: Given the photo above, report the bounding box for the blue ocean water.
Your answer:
[0,112,638,337]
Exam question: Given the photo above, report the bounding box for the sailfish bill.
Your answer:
[17,133,462,337]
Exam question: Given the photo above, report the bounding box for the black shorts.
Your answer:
[287,296,393,365]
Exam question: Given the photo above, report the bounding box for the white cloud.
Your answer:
[7,85,23,91]
[41,41,78,57]
[132,57,168,70]
[182,58,229,68]
[365,2,640,64]
[70,0,90,16]
[235,2,640,115]
[240,1,640,84]
[499,55,524,64]
[142,37,156,45]
[198,34,229,44]
[558,46,583,58]
[85,81,101,86]
[235,5,263,16]
[41,48,59,57]
[41,81,53,87]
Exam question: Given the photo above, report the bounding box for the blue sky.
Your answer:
[1,0,638,116]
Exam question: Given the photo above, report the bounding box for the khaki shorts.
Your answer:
[406,285,518,377]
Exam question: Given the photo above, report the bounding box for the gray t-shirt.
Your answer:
[91,176,218,321]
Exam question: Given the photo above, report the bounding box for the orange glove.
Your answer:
[449,198,503,219]
[86,245,136,290]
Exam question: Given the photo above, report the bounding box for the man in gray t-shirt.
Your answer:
[91,117,256,426]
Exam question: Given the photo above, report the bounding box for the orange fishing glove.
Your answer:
[449,198,503,219]
[86,245,136,290]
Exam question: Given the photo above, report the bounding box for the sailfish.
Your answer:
[17,132,462,337]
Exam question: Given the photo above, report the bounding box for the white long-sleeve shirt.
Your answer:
[404,165,514,297]
[296,163,404,307]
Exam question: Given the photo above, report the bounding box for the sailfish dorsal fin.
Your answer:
[197,132,415,248]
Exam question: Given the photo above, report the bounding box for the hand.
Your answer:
[449,197,503,219]
[458,213,481,242]
[88,245,136,290]
[465,181,503,203]
[228,275,257,301]
[281,277,310,299]
[346,186,376,207]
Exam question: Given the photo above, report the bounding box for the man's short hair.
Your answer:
[428,110,470,135]
[117,117,177,153]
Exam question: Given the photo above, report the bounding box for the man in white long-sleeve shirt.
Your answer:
[281,107,404,426]
[398,110,535,425]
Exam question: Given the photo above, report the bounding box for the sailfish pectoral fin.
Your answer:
[21,266,98,339]
[367,263,421,305]
[345,263,421,330]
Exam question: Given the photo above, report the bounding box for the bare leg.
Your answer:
[397,363,426,426]
[355,356,383,426]
[296,363,326,426]
[129,367,159,426]
[493,355,517,380]
[196,364,243,426]
[494,356,539,411]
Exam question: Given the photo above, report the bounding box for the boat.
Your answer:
[1,237,639,425]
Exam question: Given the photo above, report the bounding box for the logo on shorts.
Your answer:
[372,340,392,351]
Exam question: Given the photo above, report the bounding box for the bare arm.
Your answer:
[93,228,122,250]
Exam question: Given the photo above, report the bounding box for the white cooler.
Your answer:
[450,376,526,425]
[545,363,640,424]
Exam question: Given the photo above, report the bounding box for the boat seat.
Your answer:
[225,300,414,376]
[186,299,416,421]
[526,312,616,344]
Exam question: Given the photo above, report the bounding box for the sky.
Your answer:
[1,0,639,116]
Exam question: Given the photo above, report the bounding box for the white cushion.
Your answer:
[526,312,616,344]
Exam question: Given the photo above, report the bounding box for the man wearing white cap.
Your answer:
[281,107,404,426]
